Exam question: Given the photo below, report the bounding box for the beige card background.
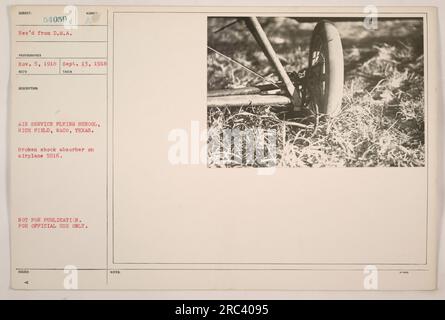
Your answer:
[113,12,427,265]
[3,2,442,295]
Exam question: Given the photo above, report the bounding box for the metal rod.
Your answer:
[207,94,291,108]
[208,87,261,97]
[244,17,302,108]
[207,46,279,88]
[256,83,284,91]
[213,19,240,33]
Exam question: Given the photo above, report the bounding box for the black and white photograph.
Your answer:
[207,16,425,168]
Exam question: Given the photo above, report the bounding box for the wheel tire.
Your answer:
[308,21,344,115]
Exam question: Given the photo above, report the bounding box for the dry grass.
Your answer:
[207,18,425,167]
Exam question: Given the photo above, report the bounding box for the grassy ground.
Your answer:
[207,18,425,167]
